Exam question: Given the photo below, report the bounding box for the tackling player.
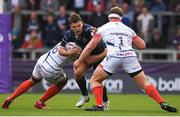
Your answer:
[60,13,109,109]
[75,7,179,112]
[2,42,81,109]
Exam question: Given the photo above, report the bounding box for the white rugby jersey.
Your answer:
[96,21,137,58]
[39,42,72,72]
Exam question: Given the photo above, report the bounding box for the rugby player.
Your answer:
[60,13,109,109]
[75,7,179,112]
[2,42,81,109]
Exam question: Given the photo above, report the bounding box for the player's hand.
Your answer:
[91,27,97,36]
[68,47,81,57]
[73,59,81,70]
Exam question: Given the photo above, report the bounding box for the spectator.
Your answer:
[133,4,143,32]
[174,3,180,12]
[148,28,166,59]
[148,28,166,48]
[59,0,71,8]
[173,26,180,50]
[106,0,123,12]
[137,5,154,44]
[134,0,144,7]
[42,13,61,48]
[11,5,24,49]
[26,10,41,33]
[88,2,108,27]
[10,0,26,10]
[121,2,134,27]
[149,0,166,12]
[86,0,106,12]
[174,3,180,27]
[73,0,86,12]
[40,0,59,12]
[22,28,43,49]
[25,25,41,42]
[56,6,69,35]
[26,0,40,10]
[172,25,180,59]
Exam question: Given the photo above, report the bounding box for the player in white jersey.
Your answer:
[2,42,81,109]
[75,7,178,112]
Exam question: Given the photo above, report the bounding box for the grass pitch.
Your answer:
[0,93,179,116]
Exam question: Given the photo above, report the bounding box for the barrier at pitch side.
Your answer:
[0,14,12,93]
[12,60,180,94]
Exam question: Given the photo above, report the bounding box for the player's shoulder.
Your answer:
[120,22,135,34]
[64,29,74,39]
[83,23,93,31]
[98,22,110,31]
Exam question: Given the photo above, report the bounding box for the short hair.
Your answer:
[109,6,123,17]
[68,13,82,24]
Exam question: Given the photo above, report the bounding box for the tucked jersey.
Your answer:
[60,23,105,55]
[97,21,137,58]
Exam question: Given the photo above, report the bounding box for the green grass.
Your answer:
[0,93,179,116]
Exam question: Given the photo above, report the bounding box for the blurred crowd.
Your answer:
[4,0,180,52]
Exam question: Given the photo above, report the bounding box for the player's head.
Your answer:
[68,13,83,37]
[108,6,123,21]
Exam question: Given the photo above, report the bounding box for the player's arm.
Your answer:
[78,34,102,62]
[132,35,146,50]
[85,49,107,65]
[59,34,80,57]
[59,47,69,56]
[59,47,80,57]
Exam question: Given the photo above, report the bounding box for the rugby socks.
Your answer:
[92,86,103,106]
[145,84,165,104]
[8,80,34,100]
[103,86,108,102]
[39,84,62,103]
[76,76,88,96]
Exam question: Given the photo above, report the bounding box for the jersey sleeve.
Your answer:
[96,27,104,38]
[131,30,139,41]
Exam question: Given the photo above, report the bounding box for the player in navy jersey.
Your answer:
[59,13,109,109]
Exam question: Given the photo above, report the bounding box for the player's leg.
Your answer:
[124,57,178,112]
[92,62,109,110]
[85,65,109,111]
[132,71,178,112]
[1,76,40,109]
[85,56,117,111]
[34,72,68,109]
[73,61,90,107]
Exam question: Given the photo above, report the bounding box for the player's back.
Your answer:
[97,21,137,57]
[37,42,70,71]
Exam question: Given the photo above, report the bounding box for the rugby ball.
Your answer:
[65,42,79,50]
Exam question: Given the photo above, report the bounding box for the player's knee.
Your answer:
[90,76,98,83]
[55,74,68,86]
[31,76,42,84]
[74,70,84,80]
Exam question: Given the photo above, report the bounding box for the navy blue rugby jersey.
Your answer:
[60,23,105,55]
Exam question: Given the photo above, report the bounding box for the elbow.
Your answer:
[140,44,146,49]
[139,43,146,50]
[135,41,146,50]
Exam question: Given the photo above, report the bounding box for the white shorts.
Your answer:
[100,56,142,74]
[32,54,66,84]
